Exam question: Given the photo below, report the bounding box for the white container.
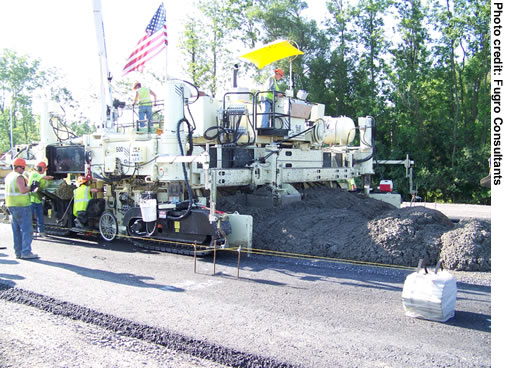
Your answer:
[139,198,157,222]
[402,269,457,322]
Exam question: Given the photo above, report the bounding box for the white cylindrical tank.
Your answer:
[323,116,356,145]
[164,80,186,136]
[310,119,328,145]
[161,80,187,156]
[40,102,58,146]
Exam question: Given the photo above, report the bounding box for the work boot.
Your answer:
[20,252,40,260]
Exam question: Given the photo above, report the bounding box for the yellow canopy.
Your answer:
[239,40,303,70]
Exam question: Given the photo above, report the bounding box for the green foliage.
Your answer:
[178,0,241,96]
[178,0,490,203]
[0,48,90,152]
[0,48,43,151]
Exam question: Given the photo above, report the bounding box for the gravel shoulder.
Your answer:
[0,299,222,368]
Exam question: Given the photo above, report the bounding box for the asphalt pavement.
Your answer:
[0,223,492,367]
[401,202,491,220]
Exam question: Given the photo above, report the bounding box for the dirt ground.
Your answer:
[217,186,491,271]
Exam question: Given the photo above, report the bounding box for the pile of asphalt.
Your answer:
[217,187,491,271]
[0,284,291,368]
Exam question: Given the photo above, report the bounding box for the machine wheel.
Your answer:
[99,212,118,242]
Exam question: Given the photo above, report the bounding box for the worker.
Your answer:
[261,68,284,128]
[73,176,100,228]
[133,81,157,128]
[28,161,54,237]
[347,177,357,192]
[4,158,38,259]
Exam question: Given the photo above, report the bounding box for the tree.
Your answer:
[428,0,490,202]
[351,0,392,116]
[179,18,213,92]
[0,49,44,151]
[0,49,92,153]
[325,0,356,117]
[179,0,240,97]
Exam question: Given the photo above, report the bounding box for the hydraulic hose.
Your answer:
[354,116,376,165]
[165,117,194,221]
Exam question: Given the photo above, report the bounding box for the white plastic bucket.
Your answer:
[140,198,157,222]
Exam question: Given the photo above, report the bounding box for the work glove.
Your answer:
[30,181,40,192]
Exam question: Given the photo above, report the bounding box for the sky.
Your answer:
[0,0,190,106]
[0,0,329,113]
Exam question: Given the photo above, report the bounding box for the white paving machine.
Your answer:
[1,0,414,254]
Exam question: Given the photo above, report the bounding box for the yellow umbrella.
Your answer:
[239,40,303,70]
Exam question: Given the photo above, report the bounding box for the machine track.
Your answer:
[44,223,218,256]
[45,224,73,237]
[126,235,219,256]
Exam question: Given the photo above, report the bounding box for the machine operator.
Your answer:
[261,68,284,128]
[73,176,100,228]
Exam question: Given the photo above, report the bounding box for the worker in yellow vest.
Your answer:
[261,68,284,128]
[4,158,38,259]
[133,81,157,128]
[73,176,99,228]
[28,161,53,237]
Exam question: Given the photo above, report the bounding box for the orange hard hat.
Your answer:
[37,161,47,170]
[13,158,26,167]
[274,68,284,77]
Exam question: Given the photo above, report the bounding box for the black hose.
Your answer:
[354,116,376,164]
[165,117,194,221]
[274,125,315,144]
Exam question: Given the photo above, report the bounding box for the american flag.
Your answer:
[122,3,167,76]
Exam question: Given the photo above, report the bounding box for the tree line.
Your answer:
[0,49,93,156]
[0,0,491,204]
[180,0,491,204]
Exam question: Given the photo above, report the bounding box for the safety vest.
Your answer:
[73,184,91,216]
[263,78,279,102]
[28,171,46,204]
[5,172,30,207]
[347,177,357,191]
[138,87,152,106]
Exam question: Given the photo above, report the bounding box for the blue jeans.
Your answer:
[31,202,45,233]
[8,206,33,257]
[261,100,272,128]
[139,105,153,127]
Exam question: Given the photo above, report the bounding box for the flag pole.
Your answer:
[165,0,169,82]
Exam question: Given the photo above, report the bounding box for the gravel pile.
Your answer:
[0,299,222,368]
[217,187,491,271]
[440,218,491,271]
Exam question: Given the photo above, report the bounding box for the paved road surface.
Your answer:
[0,224,492,367]
[401,202,491,220]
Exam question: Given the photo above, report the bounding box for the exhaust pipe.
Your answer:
[233,64,239,88]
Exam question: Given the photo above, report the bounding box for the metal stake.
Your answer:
[213,239,217,275]
[237,245,241,278]
[193,243,197,273]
